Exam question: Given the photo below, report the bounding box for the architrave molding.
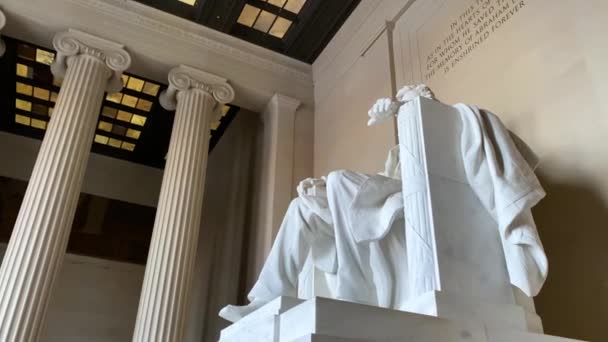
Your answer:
[1,0,312,111]
[67,0,312,83]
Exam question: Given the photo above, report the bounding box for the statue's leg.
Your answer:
[326,170,378,306]
[249,197,324,300]
[369,218,409,309]
[220,197,331,322]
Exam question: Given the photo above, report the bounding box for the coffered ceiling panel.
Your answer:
[133,0,361,63]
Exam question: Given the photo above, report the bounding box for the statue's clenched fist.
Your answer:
[297,177,327,197]
[367,98,400,126]
[367,84,436,126]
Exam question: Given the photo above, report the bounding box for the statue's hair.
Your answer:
[396,84,436,102]
[414,84,436,100]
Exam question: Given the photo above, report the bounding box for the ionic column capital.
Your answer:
[0,9,6,57]
[51,29,131,92]
[159,65,235,111]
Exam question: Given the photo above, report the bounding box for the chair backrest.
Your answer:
[398,97,516,306]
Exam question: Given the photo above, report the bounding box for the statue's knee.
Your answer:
[288,197,303,212]
[326,169,348,188]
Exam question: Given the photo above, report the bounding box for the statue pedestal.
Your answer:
[219,297,303,342]
[220,296,584,342]
[220,96,580,342]
[403,290,543,334]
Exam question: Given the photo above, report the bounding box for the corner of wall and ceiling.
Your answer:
[311,0,411,108]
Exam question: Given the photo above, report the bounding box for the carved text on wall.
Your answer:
[422,0,528,81]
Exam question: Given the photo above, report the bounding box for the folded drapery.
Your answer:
[347,102,547,298]
[456,103,547,297]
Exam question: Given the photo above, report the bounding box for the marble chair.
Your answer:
[220,96,583,342]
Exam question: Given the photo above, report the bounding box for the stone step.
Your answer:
[219,297,304,342]
[289,334,371,342]
[279,297,486,342]
[486,329,586,342]
[220,296,587,342]
[279,297,586,342]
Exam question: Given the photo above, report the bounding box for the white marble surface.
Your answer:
[397,97,517,302]
[367,84,435,126]
[365,92,528,305]
[224,149,407,320]
[486,329,584,342]
[224,93,549,329]
[297,254,336,300]
[393,95,548,299]
[220,94,571,341]
[221,297,586,342]
[404,290,543,334]
[280,297,487,342]
[290,334,370,342]
[220,297,303,342]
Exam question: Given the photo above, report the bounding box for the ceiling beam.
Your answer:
[1,0,314,112]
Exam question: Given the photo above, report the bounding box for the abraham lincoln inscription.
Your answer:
[422,0,528,80]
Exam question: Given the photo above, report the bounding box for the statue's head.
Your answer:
[396,84,435,102]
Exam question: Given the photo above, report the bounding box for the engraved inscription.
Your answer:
[423,0,528,80]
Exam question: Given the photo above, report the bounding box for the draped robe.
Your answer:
[247,103,547,311]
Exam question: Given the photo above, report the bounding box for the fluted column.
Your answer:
[0,10,6,57]
[133,65,235,342]
[0,29,130,341]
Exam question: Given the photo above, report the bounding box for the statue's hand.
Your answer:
[368,98,400,126]
[297,177,327,197]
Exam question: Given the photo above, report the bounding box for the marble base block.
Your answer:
[220,297,303,342]
[404,290,544,333]
[486,329,584,342]
[290,334,370,342]
[220,297,587,342]
[279,297,486,342]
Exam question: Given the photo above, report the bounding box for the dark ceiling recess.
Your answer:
[133,0,361,63]
[0,176,155,265]
[0,37,240,169]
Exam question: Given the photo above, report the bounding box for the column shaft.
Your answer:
[0,55,108,341]
[133,89,214,341]
[0,29,130,341]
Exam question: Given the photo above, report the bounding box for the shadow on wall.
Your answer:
[533,172,608,342]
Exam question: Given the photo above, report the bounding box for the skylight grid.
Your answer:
[93,75,161,152]
[263,0,306,14]
[13,45,58,132]
[237,0,305,39]
[7,38,239,168]
[12,42,162,153]
[177,0,196,5]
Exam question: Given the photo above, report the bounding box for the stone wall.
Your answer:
[313,0,608,340]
